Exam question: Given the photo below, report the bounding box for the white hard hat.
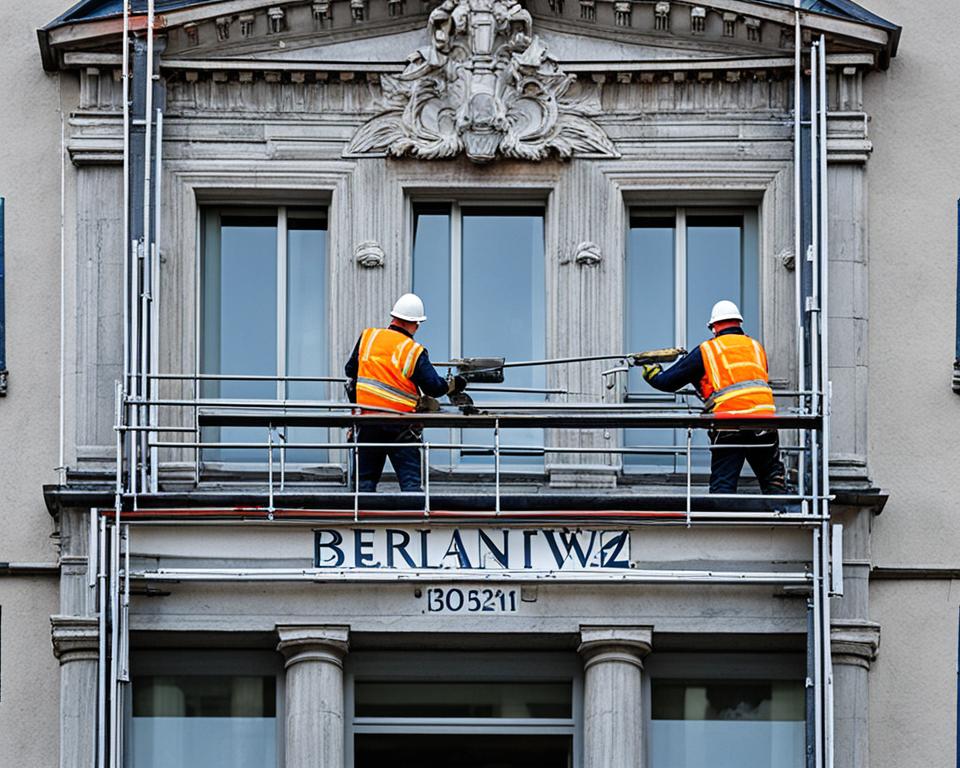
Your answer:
[391,293,427,323]
[708,300,743,328]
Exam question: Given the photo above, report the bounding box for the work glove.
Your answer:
[447,374,468,394]
[641,363,662,383]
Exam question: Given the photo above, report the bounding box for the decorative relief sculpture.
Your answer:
[574,241,602,266]
[347,0,619,163]
[355,240,386,268]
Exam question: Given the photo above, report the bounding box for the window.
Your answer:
[200,206,329,465]
[412,203,546,468]
[346,652,580,768]
[128,652,281,768]
[647,654,805,768]
[625,208,759,471]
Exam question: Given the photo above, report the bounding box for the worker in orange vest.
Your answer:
[344,293,467,492]
[641,300,786,494]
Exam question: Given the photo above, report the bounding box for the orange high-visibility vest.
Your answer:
[699,333,775,418]
[355,327,425,413]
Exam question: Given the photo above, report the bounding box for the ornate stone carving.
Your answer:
[267,6,286,34]
[215,16,231,41]
[313,1,332,26]
[183,22,199,46]
[347,0,619,163]
[355,240,386,268]
[575,241,602,266]
[690,6,706,34]
[654,1,671,31]
[614,1,631,27]
[239,13,256,37]
[722,11,737,37]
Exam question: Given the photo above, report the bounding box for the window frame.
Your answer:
[125,649,285,768]
[197,204,333,472]
[623,205,761,474]
[625,205,761,401]
[410,198,549,473]
[345,650,582,768]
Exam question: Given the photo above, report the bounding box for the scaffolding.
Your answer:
[87,3,838,767]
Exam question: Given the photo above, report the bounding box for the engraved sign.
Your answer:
[314,527,631,571]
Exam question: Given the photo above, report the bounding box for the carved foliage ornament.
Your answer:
[347,0,619,163]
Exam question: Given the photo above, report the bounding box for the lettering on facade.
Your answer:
[314,527,631,571]
[346,0,619,163]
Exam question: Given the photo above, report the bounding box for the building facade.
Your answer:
[1,0,958,767]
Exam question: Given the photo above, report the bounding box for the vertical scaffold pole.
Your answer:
[793,3,806,501]
[817,33,835,768]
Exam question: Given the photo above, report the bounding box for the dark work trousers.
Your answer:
[355,424,423,493]
[709,428,787,494]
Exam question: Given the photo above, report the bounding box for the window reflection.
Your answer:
[130,675,277,768]
[200,207,328,465]
[413,204,546,468]
[624,209,759,473]
[651,679,804,768]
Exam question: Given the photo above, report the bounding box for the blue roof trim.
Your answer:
[45,0,215,29]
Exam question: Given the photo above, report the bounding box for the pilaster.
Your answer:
[276,624,350,768]
[51,616,99,768]
[578,625,653,768]
[831,620,880,768]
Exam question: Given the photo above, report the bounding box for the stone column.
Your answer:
[51,615,99,768]
[579,625,653,768]
[276,625,350,768]
[831,620,880,768]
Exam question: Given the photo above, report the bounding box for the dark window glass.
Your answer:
[355,734,572,768]
[355,680,572,718]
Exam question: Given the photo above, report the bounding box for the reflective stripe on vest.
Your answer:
[356,327,424,413]
[699,334,775,418]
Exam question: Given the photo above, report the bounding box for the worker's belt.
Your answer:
[356,376,419,410]
[703,379,772,412]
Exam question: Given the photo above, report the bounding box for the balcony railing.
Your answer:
[79,372,830,526]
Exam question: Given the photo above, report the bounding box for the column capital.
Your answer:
[578,625,653,670]
[276,624,350,670]
[51,615,99,664]
[831,620,880,669]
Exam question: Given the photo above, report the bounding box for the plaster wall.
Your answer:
[861,2,960,767]
[864,2,960,566]
[0,2,73,764]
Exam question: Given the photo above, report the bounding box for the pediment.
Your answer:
[42,0,898,72]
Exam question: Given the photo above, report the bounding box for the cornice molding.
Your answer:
[42,0,893,73]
